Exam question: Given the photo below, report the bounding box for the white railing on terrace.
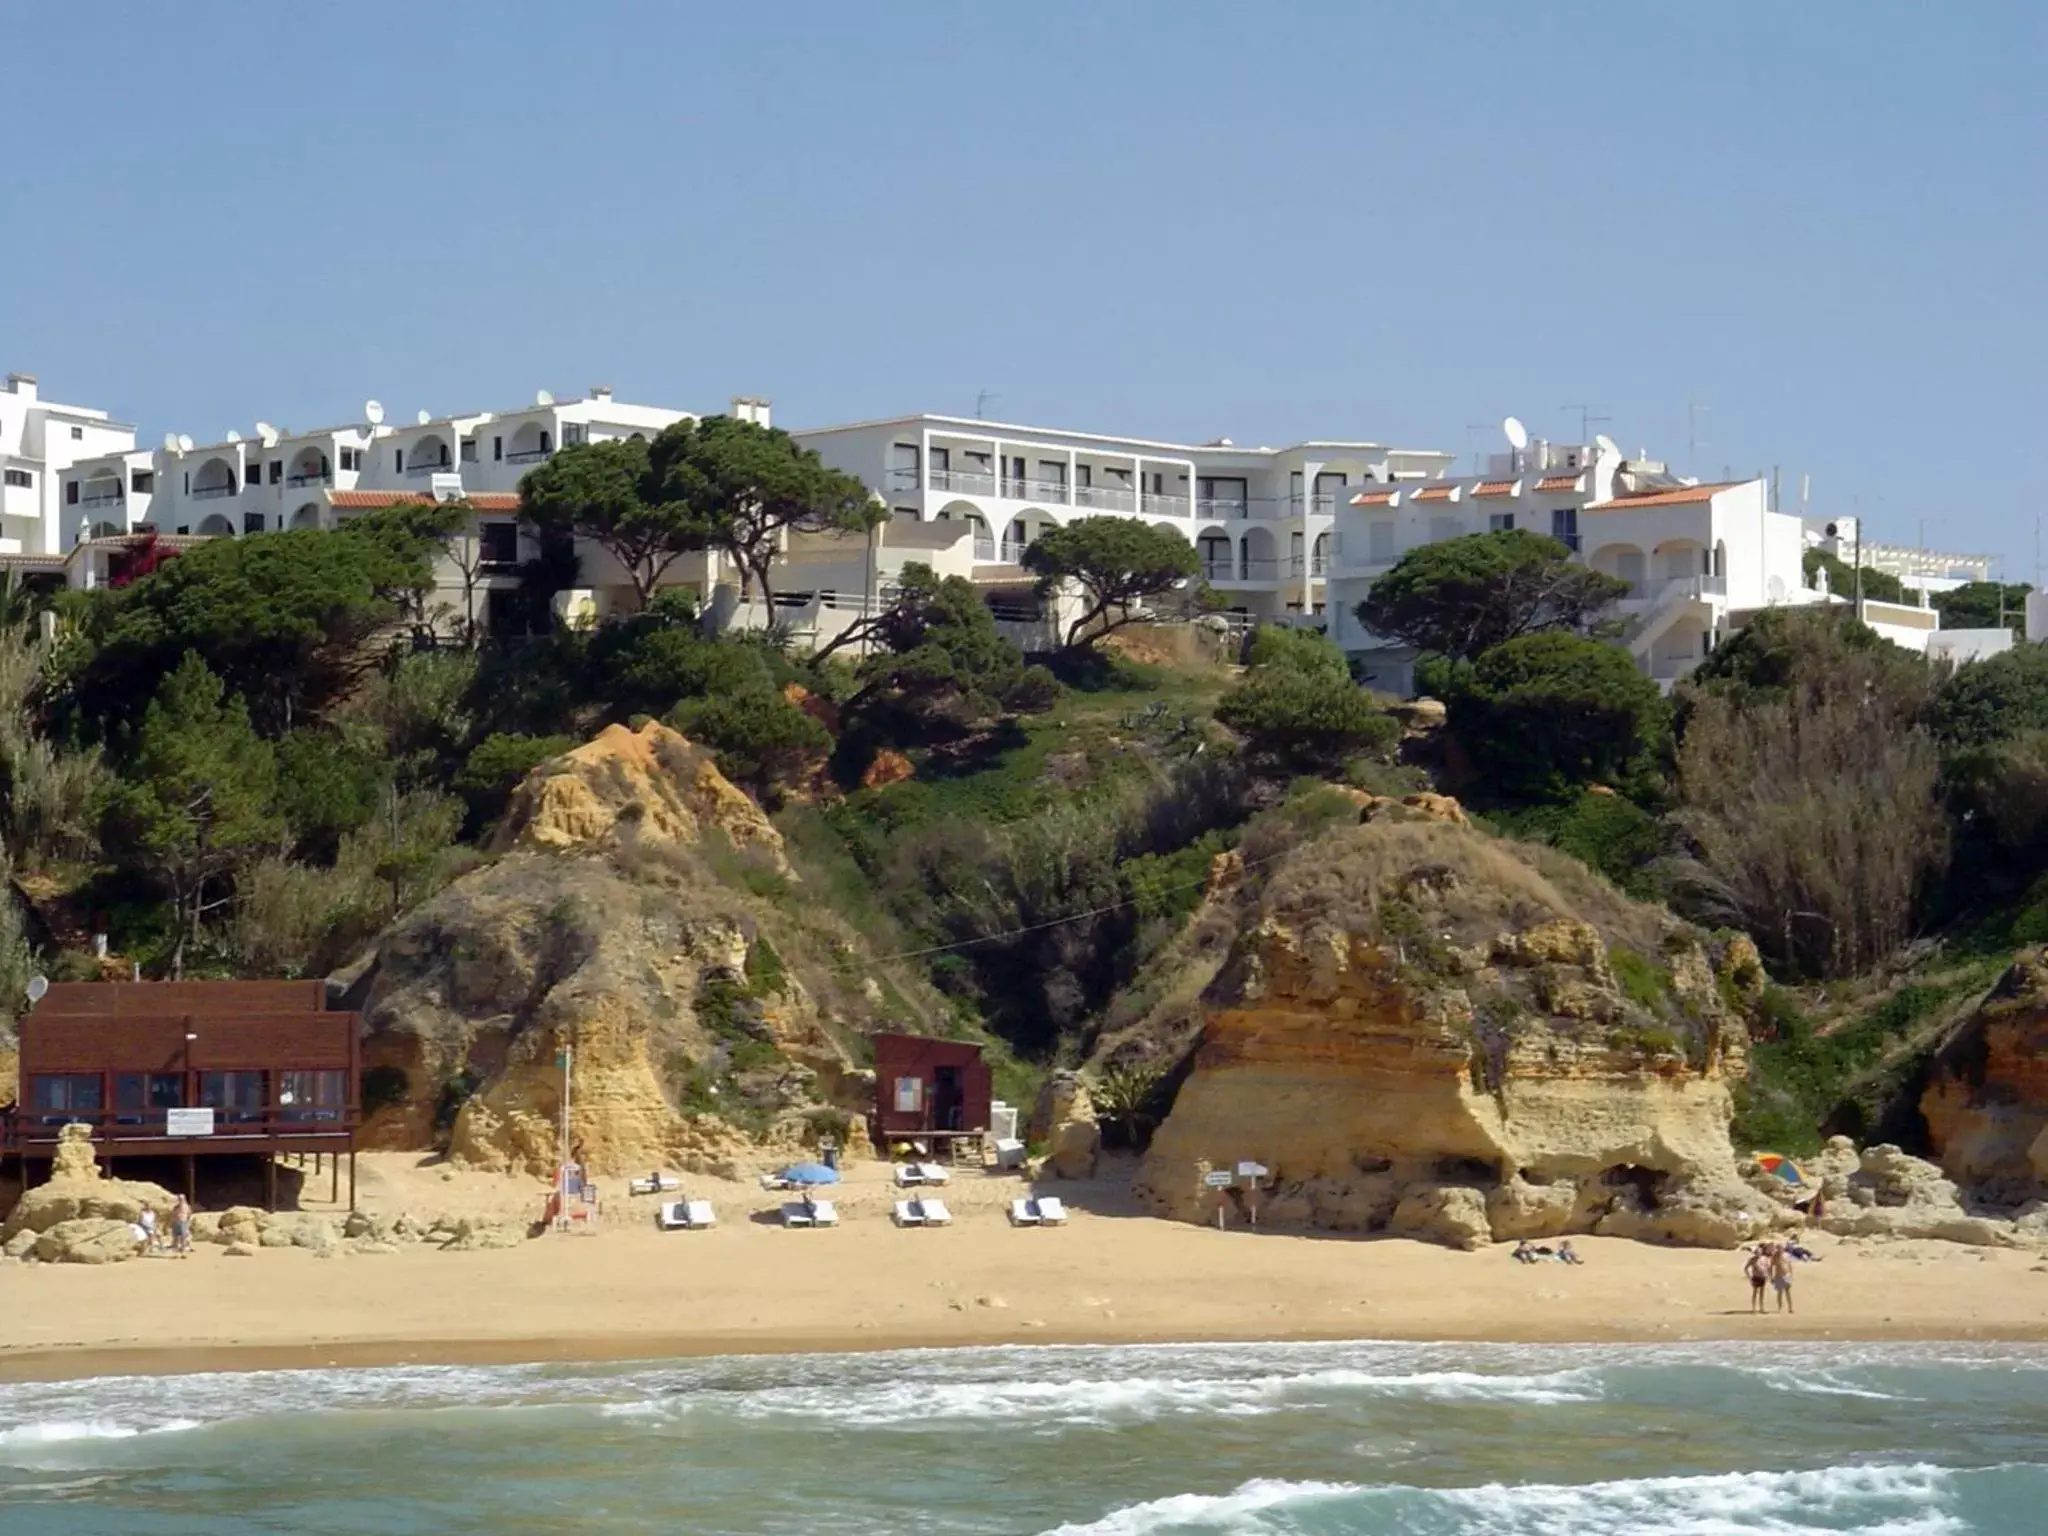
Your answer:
[1288,553,1330,577]
[928,467,997,495]
[406,462,453,478]
[972,535,996,560]
[1195,497,1251,519]
[80,491,123,508]
[1142,492,1190,517]
[999,538,1028,563]
[1073,484,1137,512]
[190,484,237,500]
[1002,477,1070,504]
[505,448,552,465]
[287,470,331,487]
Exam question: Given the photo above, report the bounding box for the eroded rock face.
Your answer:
[1135,819,1769,1248]
[1031,1073,1101,1181]
[1922,950,2048,1198]
[1,1124,174,1243]
[349,722,868,1178]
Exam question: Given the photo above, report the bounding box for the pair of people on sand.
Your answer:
[134,1198,193,1258]
[1511,1239,1583,1265]
[1744,1241,1795,1312]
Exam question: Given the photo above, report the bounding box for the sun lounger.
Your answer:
[916,1162,951,1185]
[658,1200,690,1230]
[631,1174,681,1197]
[916,1198,952,1226]
[893,1164,924,1187]
[1034,1196,1068,1225]
[893,1199,925,1226]
[1010,1197,1041,1226]
[781,1202,814,1228]
[810,1200,839,1227]
[760,1172,793,1191]
[684,1199,715,1228]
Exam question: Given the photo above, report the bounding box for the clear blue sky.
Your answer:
[10,3,2043,575]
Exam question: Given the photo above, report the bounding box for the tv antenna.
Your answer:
[25,974,47,1005]
[256,421,279,447]
[176,435,194,454]
[974,389,999,419]
[535,389,555,407]
[225,429,242,444]
[416,409,432,426]
[364,399,385,427]
[1561,404,1611,442]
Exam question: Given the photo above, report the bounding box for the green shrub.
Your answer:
[1607,946,1671,1010]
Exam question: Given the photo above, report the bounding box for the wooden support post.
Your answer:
[184,1154,195,1202]
[330,1151,338,1205]
[348,1145,357,1212]
[265,1153,277,1212]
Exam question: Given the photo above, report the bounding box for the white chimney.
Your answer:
[589,385,612,403]
[730,396,771,428]
[6,372,37,401]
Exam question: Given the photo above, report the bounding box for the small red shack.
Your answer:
[872,1034,992,1153]
[1,979,361,1207]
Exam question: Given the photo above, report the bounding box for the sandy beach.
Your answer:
[3,1151,2045,1383]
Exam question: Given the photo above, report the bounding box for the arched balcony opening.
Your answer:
[190,458,238,500]
[1198,533,1234,582]
[1239,524,1280,583]
[506,422,554,466]
[196,513,236,537]
[287,448,332,488]
[1000,510,1059,564]
[406,434,455,478]
[289,503,324,530]
[1589,541,1647,596]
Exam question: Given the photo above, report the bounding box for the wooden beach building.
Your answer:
[872,1033,991,1162]
[0,979,361,1208]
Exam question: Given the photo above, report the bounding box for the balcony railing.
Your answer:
[286,471,332,487]
[1002,477,1070,505]
[505,448,553,465]
[79,491,124,508]
[1286,494,1340,516]
[999,539,1029,563]
[1194,497,1250,520]
[1073,484,1137,513]
[190,484,237,500]
[407,461,454,478]
[930,468,998,496]
[1238,557,1281,580]
[1288,554,1331,577]
[972,536,996,561]
[1141,492,1190,518]
[2,1106,359,1153]
[1201,560,1236,582]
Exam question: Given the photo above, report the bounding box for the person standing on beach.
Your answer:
[170,1195,192,1258]
[1769,1243,1795,1313]
[1744,1245,1770,1313]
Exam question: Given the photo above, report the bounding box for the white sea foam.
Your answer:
[0,1418,199,1453]
[1043,1463,1968,1536]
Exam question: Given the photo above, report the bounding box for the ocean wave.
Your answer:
[0,1418,200,1453]
[1042,1463,1971,1536]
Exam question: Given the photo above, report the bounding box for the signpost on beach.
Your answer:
[1237,1162,1267,1228]
[1204,1169,1233,1230]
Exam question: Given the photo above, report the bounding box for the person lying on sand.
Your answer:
[1557,1240,1583,1265]
[1512,1240,1538,1264]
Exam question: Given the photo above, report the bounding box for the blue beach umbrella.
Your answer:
[780,1162,841,1186]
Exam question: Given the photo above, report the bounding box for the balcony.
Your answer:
[505,448,553,466]
[1287,494,1340,517]
[1201,559,1236,582]
[79,491,124,508]
[1238,557,1281,581]
[286,471,332,488]
[190,485,238,501]
[1073,484,1137,513]
[931,467,998,496]
[999,538,1029,563]
[407,461,454,478]
[1195,497,1251,520]
[972,535,996,561]
[1141,492,1190,518]
[1002,477,1070,506]
[1288,553,1330,577]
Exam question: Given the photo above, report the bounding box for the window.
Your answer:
[393,448,404,473]
[339,447,361,472]
[890,442,919,489]
[893,1076,924,1114]
[3,469,32,489]
[131,470,154,494]
[70,425,83,440]
[114,1073,184,1125]
[30,1073,103,1122]
[1489,513,1515,532]
[1036,459,1067,488]
[243,513,265,535]
[492,436,502,462]
[200,1070,267,1123]
[65,480,79,505]
[538,431,551,454]
[460,438,478,463]
[278,1069,346,1122]
[1551,507,1580,552]
[268,460,282,484]
[479,521,519,565]
[929,445,950,475]
[437,442,451,467]
[563,423,586,447]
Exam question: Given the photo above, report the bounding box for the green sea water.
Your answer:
[2,1340,2045,1533]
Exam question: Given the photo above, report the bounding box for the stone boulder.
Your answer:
[1390,1185,1491,1250]
[1816,1143,2022,1244]
[1032,1072,1101,1181]
[0,1126,175,1242]
[1921,949,2048,1195]
[32,1217,145,1265]
[1485,1178,1577,1241]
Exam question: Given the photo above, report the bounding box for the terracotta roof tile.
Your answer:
[1535,474,1584,492]
[326,489,521,512]
[1413,484,1459,502]
[1350,488,1399,506]
[1584,480,1749,512]
[1472,479,1518,497]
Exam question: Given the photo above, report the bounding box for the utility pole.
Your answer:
[974,390,999,419]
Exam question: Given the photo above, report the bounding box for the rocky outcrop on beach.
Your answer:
[0,1125,175,1263]
[1031,1072,1101,1180]
[1134,817,1780,1249]
[1765,1136,2032,1247]
[1919,949,2048,1200]
[344,721,905,1178]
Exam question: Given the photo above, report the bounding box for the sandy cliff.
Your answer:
[1921,949,2048,1199]
[347,721,892,1178]
[1136,816,1777,1247]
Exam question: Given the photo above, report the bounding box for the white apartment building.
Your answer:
[792,413,1453,627]
[0,373,139,557]
[1328,432,1992,693]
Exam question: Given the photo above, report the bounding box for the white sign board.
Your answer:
[165,1108,215,1137]
[1203,1170,1234,1188]
[1236,1162,1268,1180]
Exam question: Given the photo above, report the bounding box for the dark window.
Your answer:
[30,1073,103,1120]
[69,425,83,440]
[460,438,478,463]
[479,521,519,565]
[394,448,404,473]
[563,423,586,446]
[279,1069,346,1122]
[114,1073,184,1125]
[492,436,502,462]
[65,480,79,505]
[268,461,282,484]
[438,442,451,466]
[200,1070,267,1124]
[1489,513,1515,532]
[242,513,266,535]
[538,431,551,454]
[3,469,31,489]
[131,470,154,493]
[1551,507,1580,552]
[339,447,361,472]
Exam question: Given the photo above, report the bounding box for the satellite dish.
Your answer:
[364,399,385,426]
[256,421,279,447]
[25,974,48,1004]
[162,431,179,453]
[225,429,242,443]
[1594,432,1619,457]
[416,409,432,426]
[177,434,194,454]
[1502,416,1529,451]
[535,389,555,407]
